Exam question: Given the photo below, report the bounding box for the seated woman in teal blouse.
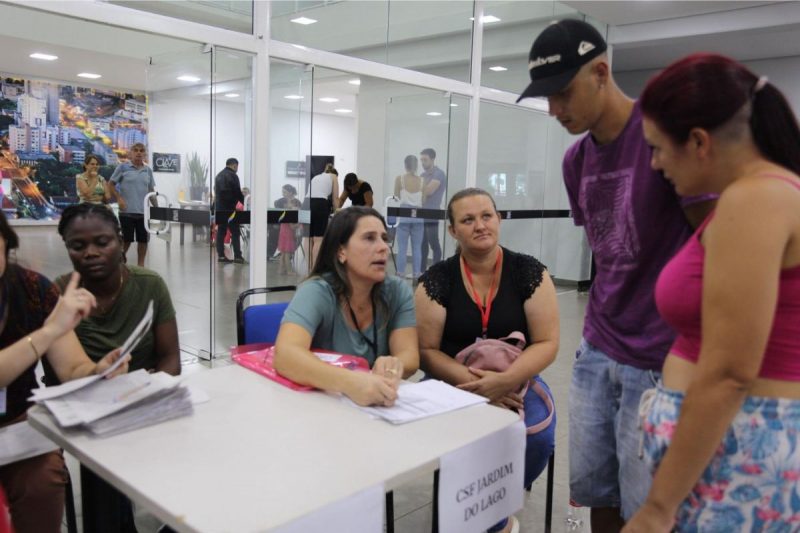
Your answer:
[275,206,419,407]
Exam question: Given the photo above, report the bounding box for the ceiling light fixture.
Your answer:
[334,108,352,114]
[319,97,339,103]
[348,79,361,86]
[426,112,443,117]
[30,53,58,61]
[291,17,317,25]
[77,72,102,79]
[177,75,201,82]
[470,15,501,23]
[284,94,304,100]
[489,66,508,72]
[225,93,240,98]
[450,103,459,107]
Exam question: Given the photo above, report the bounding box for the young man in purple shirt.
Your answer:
[518,20,713,531]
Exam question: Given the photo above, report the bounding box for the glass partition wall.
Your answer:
[211,47,255,355]
[146,46,214,359]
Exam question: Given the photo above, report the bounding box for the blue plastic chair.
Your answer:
[236,286,296,345]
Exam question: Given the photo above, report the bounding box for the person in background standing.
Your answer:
[214,157,246,265]
[276,184,302,275]
[75,155,109,204]
[107,143,156,267]
[419,148,446,271]
[307,163,340,267]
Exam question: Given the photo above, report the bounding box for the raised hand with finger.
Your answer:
[43,272,96,338]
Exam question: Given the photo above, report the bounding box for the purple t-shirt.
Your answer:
[563,102,691,370]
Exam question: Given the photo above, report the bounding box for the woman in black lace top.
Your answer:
[415,188,559,533]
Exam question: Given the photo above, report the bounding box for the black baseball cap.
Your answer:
[517,19,607,102]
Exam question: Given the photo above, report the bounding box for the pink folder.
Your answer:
[231,343,369,391]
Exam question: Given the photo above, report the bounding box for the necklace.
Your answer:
[94,268,125,315]
[345,297,378,360]
[461,248,502,338]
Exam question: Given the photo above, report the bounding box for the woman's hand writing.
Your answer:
[372,355,404,383]
[457,367,517,403]
[346,372,399,407]
[43,272,95,337]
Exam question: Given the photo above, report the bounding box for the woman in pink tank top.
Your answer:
[624,54,800,533]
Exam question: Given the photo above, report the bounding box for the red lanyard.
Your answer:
[461,249,502,338]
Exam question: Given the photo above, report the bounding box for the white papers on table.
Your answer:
[345,380,488,424]
[41,370,180,428]
[0,421,58,466]
[85,385,194,437]
[30,369,196,438]
[28,301,154,403]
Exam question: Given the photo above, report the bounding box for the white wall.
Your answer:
[269,107,357,205]
[148,94,248,205]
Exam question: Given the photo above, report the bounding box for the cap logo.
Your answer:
[529,54,561,70]
[577,41,595,56]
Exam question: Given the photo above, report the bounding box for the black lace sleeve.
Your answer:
[418,255,458,308]
[506,249,546,301]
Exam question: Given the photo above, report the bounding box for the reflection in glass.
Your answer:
[271,1,474,83]
[269,60,312,284]
[109,0,254,34]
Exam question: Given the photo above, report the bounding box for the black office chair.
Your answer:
[236,286,297,345]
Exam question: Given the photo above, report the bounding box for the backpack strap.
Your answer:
[523,379,555,435]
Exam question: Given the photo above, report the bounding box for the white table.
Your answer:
[28,365,518,533]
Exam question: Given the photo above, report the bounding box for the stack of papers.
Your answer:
[27,302,197,437]
[345,380,488,424]
[0,421,59,466]
[30,370,194,437]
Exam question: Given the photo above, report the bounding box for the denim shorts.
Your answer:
[569,338,659,519]
[642,385,800,532]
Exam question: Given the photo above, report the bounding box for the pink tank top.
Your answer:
[655,174,800,380]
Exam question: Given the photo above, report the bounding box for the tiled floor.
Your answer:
[12,224,587,533]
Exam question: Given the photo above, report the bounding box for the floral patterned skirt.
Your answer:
[641,386,800,532]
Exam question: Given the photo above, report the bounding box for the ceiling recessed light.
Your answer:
[489,66,508,72]
[284,94,304,100]
[334,108,352,114]
[225,93,240,98]
[469,15,501,23]
[30,53,58,61]
[450,103,459,107]
[426,112,443,117]
[177,75,201,82]
[348,79,361,86]
[291,17,317,25]
[319,97,339,103]
[77,72,102,79]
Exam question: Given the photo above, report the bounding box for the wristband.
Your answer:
[26,336,41,361]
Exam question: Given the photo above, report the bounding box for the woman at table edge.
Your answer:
[274,206,419,407]
[0,210,128,533]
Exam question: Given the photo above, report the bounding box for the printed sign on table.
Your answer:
[438,420,525,533]
[273,484,383,533]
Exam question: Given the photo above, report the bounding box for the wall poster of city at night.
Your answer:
[0,74,147,220]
